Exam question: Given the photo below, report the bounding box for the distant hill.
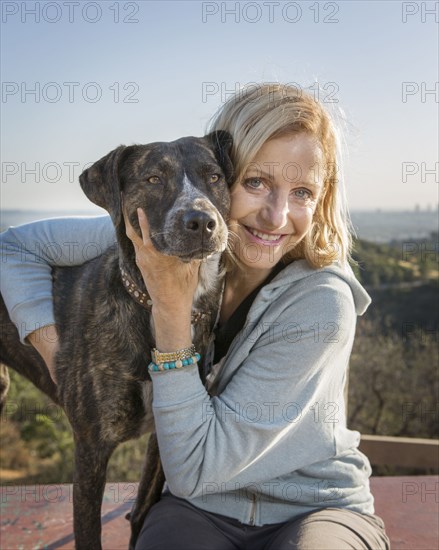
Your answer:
[352,235,438,287]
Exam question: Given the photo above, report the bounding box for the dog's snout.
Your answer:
[184,211,216,235]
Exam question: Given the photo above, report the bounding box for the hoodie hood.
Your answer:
[252,259,371,317]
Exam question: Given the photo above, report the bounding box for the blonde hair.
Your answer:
[207,83,352,268]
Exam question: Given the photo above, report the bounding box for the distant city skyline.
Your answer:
[1,1,438,212]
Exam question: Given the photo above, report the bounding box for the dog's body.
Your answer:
[0,132,233,549]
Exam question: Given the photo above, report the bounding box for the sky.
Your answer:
[1,0,438,214]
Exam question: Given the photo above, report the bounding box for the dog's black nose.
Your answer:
[183,211,216,234]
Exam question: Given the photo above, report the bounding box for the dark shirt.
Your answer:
[213,262,285,364]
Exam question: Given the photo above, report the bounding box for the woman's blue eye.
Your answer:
[245,178,263,189]
[294,189,312,200]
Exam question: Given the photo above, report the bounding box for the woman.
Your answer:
[1,83,390,549]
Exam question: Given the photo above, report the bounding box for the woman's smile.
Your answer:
[243,225,289,245]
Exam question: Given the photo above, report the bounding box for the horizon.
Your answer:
[2,206,439,214]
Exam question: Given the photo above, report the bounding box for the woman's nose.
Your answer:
[260,193,290,229]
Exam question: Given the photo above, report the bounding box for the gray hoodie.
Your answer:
[150,260,375,525]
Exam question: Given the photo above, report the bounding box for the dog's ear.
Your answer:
[79,146,127,227]
[204,130,234,185]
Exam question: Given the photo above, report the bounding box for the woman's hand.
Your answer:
[124,208,200,351]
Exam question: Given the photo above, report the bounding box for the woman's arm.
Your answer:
[0,215,115,379]
[149,276,358,498]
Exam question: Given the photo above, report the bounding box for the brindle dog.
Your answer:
[0,131,233,549]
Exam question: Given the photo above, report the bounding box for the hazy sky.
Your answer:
[1,0,438,213]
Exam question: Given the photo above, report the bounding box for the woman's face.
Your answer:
[228,133,324,276]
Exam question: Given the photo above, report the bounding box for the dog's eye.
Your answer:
[147,176,161,184]
[209,174,220,183]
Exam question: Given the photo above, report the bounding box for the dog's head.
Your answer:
[79,131,233,260]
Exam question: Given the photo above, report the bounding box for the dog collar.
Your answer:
[119,267,210,325]
[120,267,153,308]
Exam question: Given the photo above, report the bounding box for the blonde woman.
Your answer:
[0,84,390,549]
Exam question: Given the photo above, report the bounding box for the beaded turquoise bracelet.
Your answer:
[148,353,201,373]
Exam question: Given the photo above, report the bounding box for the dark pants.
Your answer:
[135,494,390,550]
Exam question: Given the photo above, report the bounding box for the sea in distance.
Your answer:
[0,208,438,244]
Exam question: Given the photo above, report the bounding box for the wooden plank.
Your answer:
[360,435,439,469]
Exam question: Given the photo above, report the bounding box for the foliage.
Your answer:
[348,321,438,439]
[0,370,150,484]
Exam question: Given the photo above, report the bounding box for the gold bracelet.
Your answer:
[152,345,196,365]
[148,353,201,373]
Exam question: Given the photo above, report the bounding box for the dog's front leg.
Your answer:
[73,437,116,550]
[128,433,165,550]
